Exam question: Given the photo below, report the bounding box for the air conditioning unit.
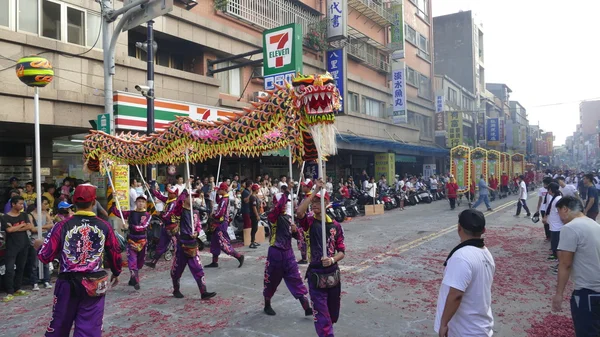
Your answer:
[252,91,269,101]
[251,66,264,78]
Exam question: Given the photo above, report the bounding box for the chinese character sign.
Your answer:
[446,111,463,148]
[392,66,406,124]
[477,112,486,142]
[327,0,347,41]
[390,3,404,51]
[327,49,345,113]
[486,118,499,145]
[435,95,444,113]
[435,109,446,136]
[499,119,505,143]
[113,165,130,211]
[375,153,395,182]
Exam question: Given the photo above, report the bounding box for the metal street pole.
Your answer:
[34,87,43,279]
[101,0,114,135]
[146,20,155,181]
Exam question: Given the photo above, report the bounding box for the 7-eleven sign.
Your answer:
[263,23,303,76]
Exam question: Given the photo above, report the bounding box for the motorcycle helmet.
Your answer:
[531,212,540,223]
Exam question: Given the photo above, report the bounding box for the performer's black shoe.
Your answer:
[173,290,184,298]
[255,242,261,246]
[237,255,245,268]
[297,259,308,265]
[205,262,219,268]
[134,282,140,290]
[201,292,217,300]
[264,305,276,316]
[145,261,156,269]
[249,243,258,249]
[128,277,135,286]
[305,308,313,316]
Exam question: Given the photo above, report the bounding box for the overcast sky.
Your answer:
[432,0,600,145]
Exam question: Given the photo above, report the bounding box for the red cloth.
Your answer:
[243,213,252,229]
[501,174,509,186]
[340,186,350,199]
[489,178,499,189]
[446,183,459,198]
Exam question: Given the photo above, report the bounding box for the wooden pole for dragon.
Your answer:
[317,150,326,258]
[135,164,156,206]
[185,148,194,235]
[288,146,295,224]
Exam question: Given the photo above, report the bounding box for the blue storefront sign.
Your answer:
[326,49,344,113]
[486,118,499,144]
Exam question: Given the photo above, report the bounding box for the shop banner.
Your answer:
[326,0,347,41]
[486,118,499,145]
[499,118,505,143]
[375,153,395,182]
[435,109,446,137]
[477,112,486,142]
[392,61,406,124]
[447,111,463,148]
[305,161,319,180]
[327,49,345,113]
[112,165,130,211]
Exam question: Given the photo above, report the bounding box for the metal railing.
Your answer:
[347,38,390,73]
[226,0,321,37]
[349,0,394,24]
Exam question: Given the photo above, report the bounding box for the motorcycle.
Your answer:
[406,190,420,205]
[380,191,396,210]
[330,199,347,223]
[259,212,270,237]
[417,187,433,203]
[344,198,360,217]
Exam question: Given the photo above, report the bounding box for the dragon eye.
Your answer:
[323,79,334,85]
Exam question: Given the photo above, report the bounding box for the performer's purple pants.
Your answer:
[151,227,171,263]
[296,227,307,260]
[210,224,240,262]
[309,266,342,337]
[171,243,207,294]
[127,243,146,283]
[45,279,105,337]
[263,247,309,300]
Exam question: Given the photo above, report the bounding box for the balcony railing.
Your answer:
[347,0,395,26]
[225,0,321,38]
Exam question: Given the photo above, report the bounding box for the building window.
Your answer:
[0,0,11,28]
[215,61,241,96]
[406,67,417,87]
[415,0,429,21]
[405,24,417,45]
[418,33,429,53]
[348,92,359,112]
[86,11,101,48]
[418,73,431,99]
[66,7,84,45]
[18,0,37,33]
[447,87,457,104]
[362,96,384,118]
[41,0,61,40]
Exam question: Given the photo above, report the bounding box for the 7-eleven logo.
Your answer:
[265,27,293,69]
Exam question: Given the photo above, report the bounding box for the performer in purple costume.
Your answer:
[263,187,312,316]
[112,195,151,290]
[296,179,313,264]
[146,185,186,268]
[169,189,217,299]
[35,184,122,337]
[205,182,244,268]
[297,180,346,337]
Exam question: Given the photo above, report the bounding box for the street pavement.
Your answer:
[1,193,575,337]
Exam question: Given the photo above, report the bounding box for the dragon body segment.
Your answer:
[83,73,341,171]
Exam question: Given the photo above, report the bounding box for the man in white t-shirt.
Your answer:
[557,176,579,199]
[435,209,495,337]
[553,196,600,337]
[515,175,531,218]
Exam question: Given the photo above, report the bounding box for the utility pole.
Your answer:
[143,21,156,180]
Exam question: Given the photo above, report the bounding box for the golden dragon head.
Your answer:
[290,72,342,123]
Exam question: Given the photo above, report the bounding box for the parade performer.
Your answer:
[35,184,122,337]
[111,195,151,290]
[170,189,217,299]
[263,186,312,317]
[295,179,313,264]
[145,185,184,268]
[205,182,244,268]
[296,180,346,337]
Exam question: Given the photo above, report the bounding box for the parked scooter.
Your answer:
[417,186,433,203]
[330,198,347,223]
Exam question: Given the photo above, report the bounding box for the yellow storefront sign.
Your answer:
[446,111,463,148]
[374,153,395,181]
[113,165,130,211]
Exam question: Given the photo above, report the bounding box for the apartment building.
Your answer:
[433,74,477,148]
[0,0,444,189]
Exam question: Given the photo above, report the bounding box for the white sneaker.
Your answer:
[44,282,52,289]
[32,284,40,291]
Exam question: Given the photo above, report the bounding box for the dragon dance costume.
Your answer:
[207,191,243,267]
[38,207,122,337]
[169,189,216,299]
[299,213,345,337]
[112,206,151,289]
[263,192,311,316]
[147,188,187,266]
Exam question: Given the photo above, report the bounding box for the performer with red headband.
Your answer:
[205,182,244,268]
[145,184,186,269]
[112,194,151,290]
[34,184,122,337]
[263,185,312,316]
[296,179,346,337]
